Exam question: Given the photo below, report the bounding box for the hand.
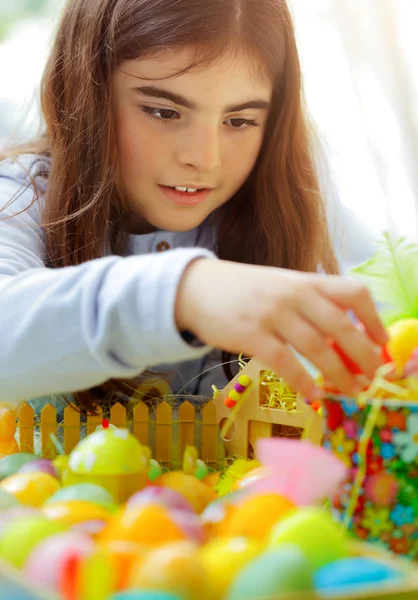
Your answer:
[175,259,387,400]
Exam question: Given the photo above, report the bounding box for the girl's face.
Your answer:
[113,47,272,233]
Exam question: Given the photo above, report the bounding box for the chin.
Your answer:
[149,210,209,233]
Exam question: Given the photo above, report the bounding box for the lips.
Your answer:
[159,185,212,207]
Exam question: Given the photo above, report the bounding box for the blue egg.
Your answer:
[110,592,182,600]
[315,557,404,597]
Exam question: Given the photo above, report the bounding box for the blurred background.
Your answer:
[0,0,417,241]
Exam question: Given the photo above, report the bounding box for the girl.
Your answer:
[0,0,386,414]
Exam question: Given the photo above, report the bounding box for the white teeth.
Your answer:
[172,186,200,193]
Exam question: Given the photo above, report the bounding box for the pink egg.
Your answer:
[0,507,39,536]
[24,531,94,591]
[127,486,194,513]
[171,509,206,545]
[18,459,58,479]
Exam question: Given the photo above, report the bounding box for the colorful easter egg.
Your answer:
[194,460,209,480]
[0,488,20,509]
[148,459,163,482]
[24,531,94,591]
[0,506,39,536]
[46,482,115,506]
[0,471,60,506]
[153,472,217,514]
[199,537,262,598]
[100,504,188,546]
[128,541,206,600]
[0,516,66,568]
[202,471,221,490]
[314,557,404,594]
[227,545,314,600]
[111,592,182,600]
[42,500,112,527]
[127,486,194,514]
[69,427,148,475]
[233,467,269,490]
[222,494,295,540]
[0,452,39,481]
[269,508,348,570]
[100,541,146,591]
[18,458,58,479]
[386,318,418,369]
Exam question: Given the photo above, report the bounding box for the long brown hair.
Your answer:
[3,0,338,412]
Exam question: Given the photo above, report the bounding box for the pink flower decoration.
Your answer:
[343,420,358,439]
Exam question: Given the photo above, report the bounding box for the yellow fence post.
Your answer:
[63,405,81,455]
[110,403,127,429]
[202,401,218,467]
[179,401,195,458]
[156,401,172,468]
[18,402,35,454]
[40,404,57,459]
[132,402,149,446]
[87,407,103,435]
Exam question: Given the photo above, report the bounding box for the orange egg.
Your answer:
[221,494,296,540]
[99,504,187,546]
[202,471,221,490]
[153,471,217,513]
[100,541,146,591]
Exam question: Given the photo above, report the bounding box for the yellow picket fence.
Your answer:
[17,400,224,470]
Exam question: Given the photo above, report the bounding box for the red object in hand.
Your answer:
[102,418,110,429]
[381,345,392,364]
[331,341,363,375]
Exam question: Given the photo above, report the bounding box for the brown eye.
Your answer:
[142,107,180,121]
[225,118,258,129]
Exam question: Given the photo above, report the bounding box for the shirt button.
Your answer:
[156,241,170,252]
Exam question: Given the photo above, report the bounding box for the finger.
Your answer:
[249,336,321,401]
[299,291,382,378]
[275,315,363,396]
[316,277,388,346]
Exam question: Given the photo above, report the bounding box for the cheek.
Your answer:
[227,134,264,182]
[115,110,161,175]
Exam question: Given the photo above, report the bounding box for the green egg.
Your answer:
[0,516,66,568]
[269,507,348,571]
[148,459,163,482]
[0,489,20,509]
[0,453,39,481]
[194,460,209,480]
[227,545,314,600]
[46,482,115,506]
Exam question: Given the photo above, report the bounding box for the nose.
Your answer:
[176,123,222,172]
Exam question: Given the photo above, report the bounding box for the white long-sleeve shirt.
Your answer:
[0,154,377,408]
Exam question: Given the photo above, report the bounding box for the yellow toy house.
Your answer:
[213,357,324,459]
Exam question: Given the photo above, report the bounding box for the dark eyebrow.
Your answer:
[133,86,270,113]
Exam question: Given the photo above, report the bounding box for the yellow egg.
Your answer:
[100,503,187,546]
[154,471,217,514]
[0,472,60,507]
[129,541,206,600]
[221,494,295,540]
[387,318,418,368]
[199,537,262,598]
[42,500,112,526]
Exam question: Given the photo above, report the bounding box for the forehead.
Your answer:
[119,46,273,102]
